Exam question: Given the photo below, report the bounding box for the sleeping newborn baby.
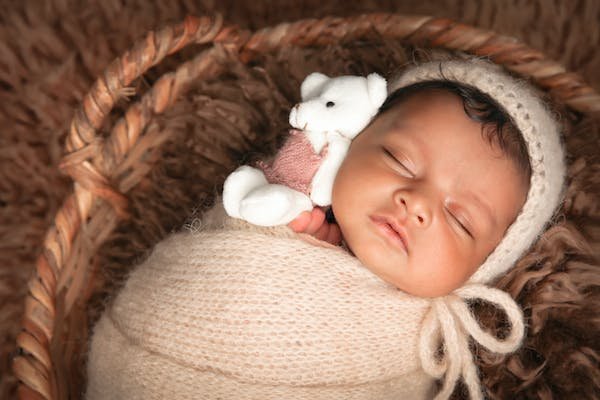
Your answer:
[86,59,565,400]
[299,76,530,298]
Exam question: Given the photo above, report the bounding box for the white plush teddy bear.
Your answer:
[222,72,387,226]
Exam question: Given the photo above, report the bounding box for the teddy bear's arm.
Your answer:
[310,134,351,206]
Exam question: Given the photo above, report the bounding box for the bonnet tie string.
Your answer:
[418,284,525,400]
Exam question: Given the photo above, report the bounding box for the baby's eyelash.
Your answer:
[383,147,396,161]
[449,211,473,238]
[383,147,414,176]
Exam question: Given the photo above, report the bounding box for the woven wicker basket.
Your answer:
[12,13,600,400]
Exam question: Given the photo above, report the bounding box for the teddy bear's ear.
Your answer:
[366,73,388,109]
[300,72,330,100]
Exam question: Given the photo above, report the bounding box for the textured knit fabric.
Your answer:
[257,129,325,194]
[86,203,436,400]
[389,59,565,285]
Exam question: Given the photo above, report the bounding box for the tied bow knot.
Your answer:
[419,284,525,400]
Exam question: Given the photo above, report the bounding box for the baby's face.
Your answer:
[331,90,528,297]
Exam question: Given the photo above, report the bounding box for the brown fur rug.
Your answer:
[1,0,599,399]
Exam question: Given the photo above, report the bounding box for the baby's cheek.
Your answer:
[445,247,481,288]
[330,172,354,230]
[415,236,475,294]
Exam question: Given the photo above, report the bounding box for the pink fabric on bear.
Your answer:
[257,129,326,195]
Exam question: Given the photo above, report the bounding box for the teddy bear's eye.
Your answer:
[326,101,335,108]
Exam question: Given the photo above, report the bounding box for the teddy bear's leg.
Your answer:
[239,185,313,226]
[222,166,269,219]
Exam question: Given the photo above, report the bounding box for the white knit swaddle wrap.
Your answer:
[86,204,527,400]
[86,205,436,399]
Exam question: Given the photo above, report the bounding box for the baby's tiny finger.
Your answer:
[288,211,311,232]
[304,208,326,234]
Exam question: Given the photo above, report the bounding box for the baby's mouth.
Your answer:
[369,215,409,254]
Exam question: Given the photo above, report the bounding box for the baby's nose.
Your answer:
[394,191,431,228]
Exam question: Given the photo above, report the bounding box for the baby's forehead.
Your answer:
[372,89,477,136]
[361,89,528,178]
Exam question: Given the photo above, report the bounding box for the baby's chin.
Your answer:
[347,243,408,288]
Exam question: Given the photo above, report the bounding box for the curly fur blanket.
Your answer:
[1,1,598,399]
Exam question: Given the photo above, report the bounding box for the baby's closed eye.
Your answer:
[382,146,414,177]
[447,209,473,238]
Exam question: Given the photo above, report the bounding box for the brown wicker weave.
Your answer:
[12,13,600,400]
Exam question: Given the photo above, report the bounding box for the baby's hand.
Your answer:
[288,208,342,246]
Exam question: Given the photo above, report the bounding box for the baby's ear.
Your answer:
[300,72,329,100]
[366,73,387,109]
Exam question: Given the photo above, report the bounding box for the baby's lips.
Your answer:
[371,214,410,253]
[388,219,410,252]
